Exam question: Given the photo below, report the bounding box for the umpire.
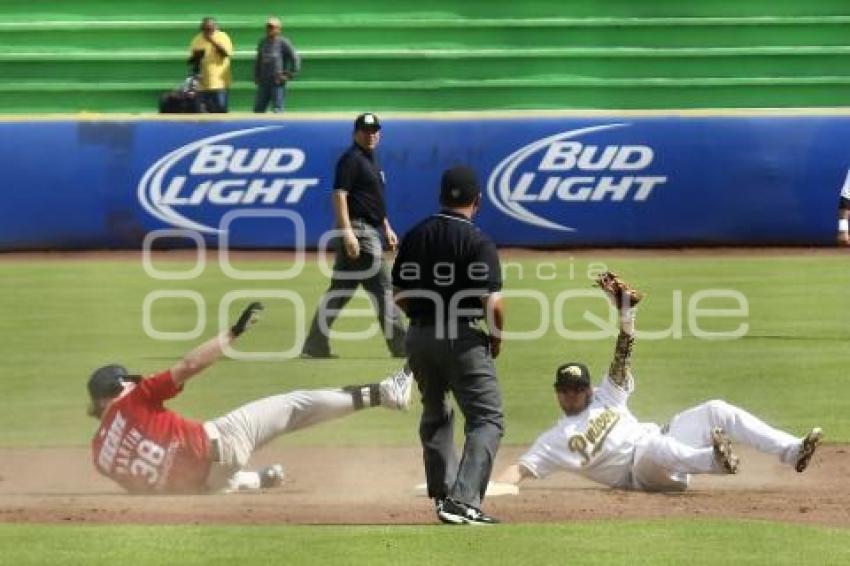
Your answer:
[392,165,505,525]
[302,113,407,359]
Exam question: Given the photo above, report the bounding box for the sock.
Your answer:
[343,384,381,409]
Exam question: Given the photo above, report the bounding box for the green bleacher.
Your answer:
[1,0,850,113]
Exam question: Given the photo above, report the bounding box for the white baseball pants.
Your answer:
[203,389,357,491]
[632,399,801,491]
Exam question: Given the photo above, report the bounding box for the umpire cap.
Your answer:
[87,364,129,415]
[554,362,591,390]
[354,112,381,132]
[440,165,481,206]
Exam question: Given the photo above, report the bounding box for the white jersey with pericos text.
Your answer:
[519,374,658,488]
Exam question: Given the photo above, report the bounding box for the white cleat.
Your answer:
[380,365,414,411]
[259,464,285,488]
[795,427,823,473]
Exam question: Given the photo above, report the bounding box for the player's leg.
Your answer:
[407,327,458,505]
[204,367,413,490]
[667,400,803,466]
[634,433,726,480]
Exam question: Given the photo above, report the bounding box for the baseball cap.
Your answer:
[354,112,381,132]
[88,364,128,401]
[554,362,592,390]
[266,16,281,28]
[440,165,481,206]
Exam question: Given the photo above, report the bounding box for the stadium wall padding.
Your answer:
[0,114,844,250]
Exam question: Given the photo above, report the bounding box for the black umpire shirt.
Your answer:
[391,210,502,322]
[334,143,386,227]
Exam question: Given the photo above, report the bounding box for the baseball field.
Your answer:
[0,249,848,564]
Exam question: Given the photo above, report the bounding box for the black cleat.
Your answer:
[435,498,464,525]
[437,498,500,525]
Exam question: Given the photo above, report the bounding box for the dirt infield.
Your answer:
[0,445,846,526]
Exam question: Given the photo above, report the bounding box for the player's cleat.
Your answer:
[379,365,414,411]
[437,498,500,525]
[795,427,823,473]
[711,427,739,474]
[258,464,285,488]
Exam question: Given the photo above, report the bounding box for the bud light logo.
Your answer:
[487,123,667,231]
[138,126,320,234]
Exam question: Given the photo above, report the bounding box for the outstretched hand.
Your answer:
[594,271,643,310]
[231,302,264,337]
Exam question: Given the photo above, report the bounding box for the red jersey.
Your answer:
[91,370,211,493]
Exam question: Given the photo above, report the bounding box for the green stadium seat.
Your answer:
[1,0,850,112]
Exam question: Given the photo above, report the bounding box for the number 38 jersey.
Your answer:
[519,374,657,489]
[91,370,211,493]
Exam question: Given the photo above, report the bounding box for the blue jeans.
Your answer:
[254,82,285,113]
[198,89,228,113]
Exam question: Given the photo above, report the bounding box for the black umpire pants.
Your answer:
[303,220,407,356]
[406,321,504,509]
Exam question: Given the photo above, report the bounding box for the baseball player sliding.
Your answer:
[497,272,823,492]
[88,302,413,494]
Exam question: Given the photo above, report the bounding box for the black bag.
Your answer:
[158,76,200,113]
[158,91,197,113]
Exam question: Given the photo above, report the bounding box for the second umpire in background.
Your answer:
[302,113,407,358]
[392,166,505,525]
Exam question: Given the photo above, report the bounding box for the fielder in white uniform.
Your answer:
[498,272,823,492]
[838,169,850,246]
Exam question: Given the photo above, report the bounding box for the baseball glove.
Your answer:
[594,271,644,309]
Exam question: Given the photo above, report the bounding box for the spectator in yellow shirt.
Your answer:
[188,17,233,113]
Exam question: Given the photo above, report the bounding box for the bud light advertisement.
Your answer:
[0,114,844,249]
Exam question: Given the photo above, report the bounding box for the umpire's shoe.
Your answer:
[711,427,739,474]
[795,427,823,473]
[437,498,500,525]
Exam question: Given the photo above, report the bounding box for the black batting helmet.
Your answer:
[87,364,129,417]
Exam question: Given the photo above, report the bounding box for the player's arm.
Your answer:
[170,302,263,386]
[496,463,535,486]
[595,272,642,389]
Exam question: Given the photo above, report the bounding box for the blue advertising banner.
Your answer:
[0,114,845,249]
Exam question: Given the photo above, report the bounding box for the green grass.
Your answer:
[0,253,847,447]
[0,520,848,566]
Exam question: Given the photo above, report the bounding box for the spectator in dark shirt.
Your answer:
[254,17,300,113]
